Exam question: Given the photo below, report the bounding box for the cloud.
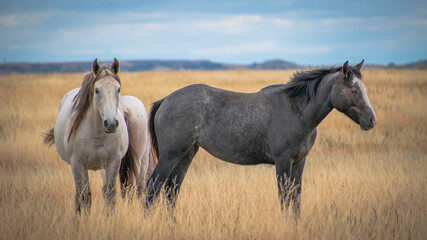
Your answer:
[189,41,331,56]
[189,41,280,55]
[291,16,427,32]
[191,14,264,33]
[271,18,291,28]
[0,15,18,27]
[0,9,426,63]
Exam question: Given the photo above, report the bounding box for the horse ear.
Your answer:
[92,58,100,75]
[354,59,364,70]
[342,61,349,78]
[111,58,120,74]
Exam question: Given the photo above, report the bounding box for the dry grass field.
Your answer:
[0,69,426,239]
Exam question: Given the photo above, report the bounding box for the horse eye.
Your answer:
[117,88,121,93]
[351,89,358,94]
[95,88,99,94]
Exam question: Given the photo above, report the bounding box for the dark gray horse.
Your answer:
[146,60,376,215]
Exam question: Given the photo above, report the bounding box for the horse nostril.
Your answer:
[370,117,377,126]
[114,119,119,128]
[103,120,109,128]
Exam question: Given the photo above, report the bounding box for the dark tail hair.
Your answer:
[148,98,164,158]
[119,146,136,198]
[42,127,55,147]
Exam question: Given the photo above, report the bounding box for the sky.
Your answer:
[0,0,426,65]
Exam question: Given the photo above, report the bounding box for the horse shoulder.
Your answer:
[266,95,317,161]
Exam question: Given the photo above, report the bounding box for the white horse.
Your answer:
[43,59,157,213]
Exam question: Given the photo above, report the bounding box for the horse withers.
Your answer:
[43,59,156,214]
[146,60,376,216]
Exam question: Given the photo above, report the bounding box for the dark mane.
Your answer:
[282,66,362,99]
[68,65,121,141]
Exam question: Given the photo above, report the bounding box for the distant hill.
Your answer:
[0,59,300,74]
[386,59,427,70]
[119,60,246,71]
[1,59,425,74]
[404,60,427,69]
[249,59,301,70]
[0,62,91,74]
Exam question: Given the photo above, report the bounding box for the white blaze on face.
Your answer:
[94,77,120,126]
[353,77,374,111]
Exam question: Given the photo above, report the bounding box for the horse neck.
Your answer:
[300,74,336,130]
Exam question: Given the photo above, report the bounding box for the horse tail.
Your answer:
[42,127,55,147]
[119,146,136,197]
[149,98,164,158]
[151,147,158,165]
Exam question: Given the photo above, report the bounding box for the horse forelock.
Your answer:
[68,66,121,141]
[348,67,363,80]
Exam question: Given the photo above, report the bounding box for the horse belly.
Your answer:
[198,122,272,165]
[199,137,273,165]
[198,147,269,165]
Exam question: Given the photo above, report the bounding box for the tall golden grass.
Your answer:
[0,69,426,239]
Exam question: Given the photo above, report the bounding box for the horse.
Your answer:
[146,60,377,216]
[43,59,157,214]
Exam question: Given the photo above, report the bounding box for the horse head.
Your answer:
[330,60,377,131]
[92,58,121,133]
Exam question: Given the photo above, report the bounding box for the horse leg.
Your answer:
[289,157,306,218]
[164,145,199,210]
[102,160,121,214]
[71,161,91,214]
[101,169,107,184]
[135,147,151,199]
[145,144,192,208]
[274,154,293,212]
[135,146,156,199]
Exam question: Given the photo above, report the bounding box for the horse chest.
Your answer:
[290,130,317,161]
[77,146,108,170]
[71,133,127,170]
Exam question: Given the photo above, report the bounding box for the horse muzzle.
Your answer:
[103,118,119,133]
[360,116,377,131]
